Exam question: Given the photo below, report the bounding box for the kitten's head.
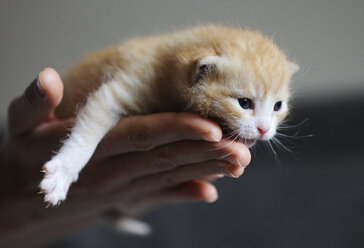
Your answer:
[179,28,298,147]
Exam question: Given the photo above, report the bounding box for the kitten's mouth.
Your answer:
[212,119,258,148]
[218,123,258,148]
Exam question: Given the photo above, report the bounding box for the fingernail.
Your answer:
[36,78,46,97]
[222,166,244,178]
[232,166,245,178]
[227,171,239,178]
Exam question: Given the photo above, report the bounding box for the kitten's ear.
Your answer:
[192,56,219,83]
[290,62,299,74]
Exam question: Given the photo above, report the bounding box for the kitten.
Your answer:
[40,25,298,206]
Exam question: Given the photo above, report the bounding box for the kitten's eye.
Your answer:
[238,98,253,110]
[274,101,282,111]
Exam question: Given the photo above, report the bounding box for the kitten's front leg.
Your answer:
[40,81,124,206]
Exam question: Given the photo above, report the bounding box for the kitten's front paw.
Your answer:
[39,159,72,206]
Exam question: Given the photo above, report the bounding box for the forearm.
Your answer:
[0,192,99,248]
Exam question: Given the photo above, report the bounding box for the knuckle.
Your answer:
[215,159,230,168]
[176,113,201,133]
[213,160,231,174]
[213,160,239,177]
[128,118,155,151]
[152,146,177,171]
[173,112,190,122]
[203,144,218,160]
[160,173,177,187]
[213,145,231,160]
[198,162,213,175]
[199,160,227,176]
[7,98,19,124]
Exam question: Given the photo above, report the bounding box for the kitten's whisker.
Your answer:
[274,133,292,141]
[266,140,276,157]
[261,140,273,157]
[225,130,239,139]
[209,132,239,152]
[218,151,234,160]
[271,137,292,153]
[250,142,258,157]
[277,119,309,130]
[267,140,282,166]
[275,132,314,139]
[276,119,313,147]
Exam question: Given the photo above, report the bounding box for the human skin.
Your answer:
[0,68,251,247]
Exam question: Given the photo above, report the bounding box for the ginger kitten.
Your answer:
[40,25,298,206]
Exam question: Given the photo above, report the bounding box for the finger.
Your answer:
[115,180,218,215]
[151,179,218,203]
[101,139,250,186]
[8,68,63,136]
[199,174,225,182]
[29,119,74,153]
[32,118,74,138]
[116,159,244,197]
[94,112,222,158]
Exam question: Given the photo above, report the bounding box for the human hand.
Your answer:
[0,68,251,246]
[69,111,251,216]
[1,68,70,196]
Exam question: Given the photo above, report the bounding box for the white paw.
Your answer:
[40,159,72,206]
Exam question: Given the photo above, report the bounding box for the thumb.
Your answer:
[8,68,64,136]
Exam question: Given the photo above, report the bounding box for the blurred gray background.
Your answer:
[1,0,364,119]
[1,1,363,248]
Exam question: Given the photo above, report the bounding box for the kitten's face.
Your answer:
[186,50,297,148]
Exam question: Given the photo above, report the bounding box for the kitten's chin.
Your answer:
[241,139,257,148]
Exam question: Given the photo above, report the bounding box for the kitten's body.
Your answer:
[40,25,298,206]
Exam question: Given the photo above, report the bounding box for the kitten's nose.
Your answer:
[257,127,269,137]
